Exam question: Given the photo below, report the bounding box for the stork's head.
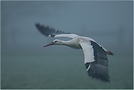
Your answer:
[43,39,62,47]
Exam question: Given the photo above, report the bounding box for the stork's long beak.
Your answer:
[43,42,55,48]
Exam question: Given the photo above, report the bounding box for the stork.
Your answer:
[35,23,113,82]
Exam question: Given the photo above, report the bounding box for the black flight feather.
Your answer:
[85,41,110,82]
[35,23,70,37]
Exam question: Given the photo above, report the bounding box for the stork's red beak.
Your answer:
[43,42,55,47]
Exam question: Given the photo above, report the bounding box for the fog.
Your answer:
[1,1,133,54]
[1,1,133,89]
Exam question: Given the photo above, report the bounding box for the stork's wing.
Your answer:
[79,41,110,82]
[35,23,78,38]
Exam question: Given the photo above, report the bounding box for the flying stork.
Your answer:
[35,23,114,82]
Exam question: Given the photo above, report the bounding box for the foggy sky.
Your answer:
[1,1,133,53]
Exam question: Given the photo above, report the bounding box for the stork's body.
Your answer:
[35,23,113,82]
[55,36,82,49]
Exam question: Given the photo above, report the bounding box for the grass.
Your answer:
[1,51,133,89]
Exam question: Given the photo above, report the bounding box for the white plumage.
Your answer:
[35,23,114,82]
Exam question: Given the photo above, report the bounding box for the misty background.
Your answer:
[1,1,133,54]
[1,1,133,88]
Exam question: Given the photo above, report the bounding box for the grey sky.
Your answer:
[1,1,133,53]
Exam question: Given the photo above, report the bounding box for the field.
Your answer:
[1,51,133,89]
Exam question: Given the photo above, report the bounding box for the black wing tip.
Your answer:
[86,62,110,82]
[35,23,47,29]
[35,23,54,37]
[35,23,55,31]
[35,23,42,30]
[88,71,110,82]
[35,22,41,27]
[91,74,110,82]
[35,23,70,37]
